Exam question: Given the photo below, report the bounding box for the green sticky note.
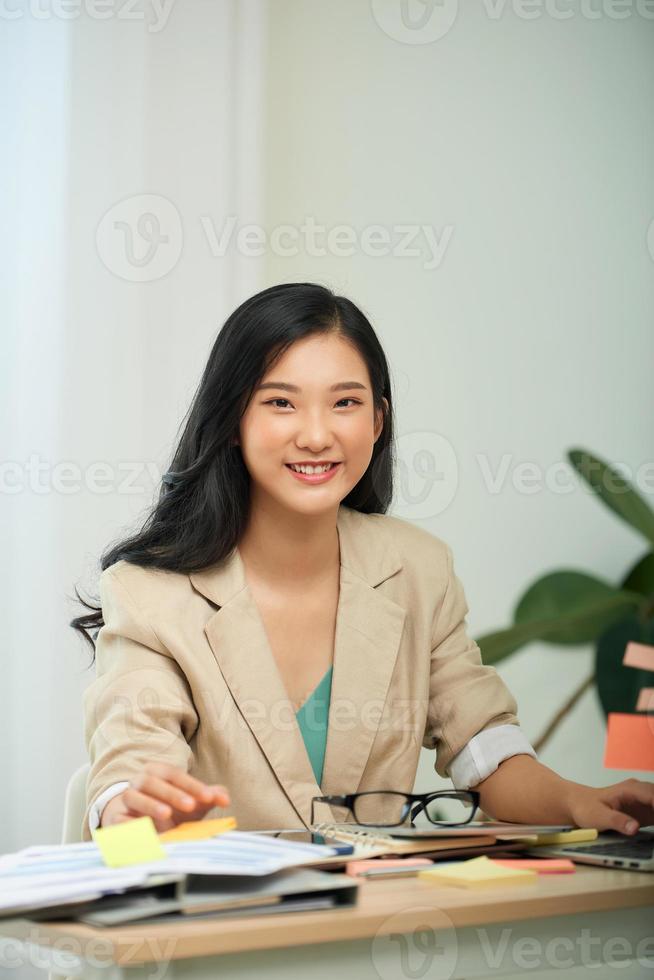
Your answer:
[94,816,167,868]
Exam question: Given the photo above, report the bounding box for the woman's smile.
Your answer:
[285,461,342,484]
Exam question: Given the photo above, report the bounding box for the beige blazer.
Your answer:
[82,505,521,841]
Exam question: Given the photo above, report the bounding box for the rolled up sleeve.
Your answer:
[447,724,537,790]
[423,544,523,779]
[82,566,198,841]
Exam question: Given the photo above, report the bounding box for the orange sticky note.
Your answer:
[604,713,654,771]
[94,816,166,867]
[158,816,237,842]
[636,689,654,712]
[491,858,575,874]
[623,642,654,672]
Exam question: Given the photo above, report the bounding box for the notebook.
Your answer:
[312,821,574,842]
[310,821,499,852]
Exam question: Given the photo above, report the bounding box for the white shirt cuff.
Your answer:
[447,724,537,790]
[88,781,130,832]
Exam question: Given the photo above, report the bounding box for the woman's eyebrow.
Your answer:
[256,381,368,393]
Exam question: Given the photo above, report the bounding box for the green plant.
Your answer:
[476,448,654,755]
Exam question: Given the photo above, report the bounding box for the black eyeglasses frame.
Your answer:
[310,789,481,828]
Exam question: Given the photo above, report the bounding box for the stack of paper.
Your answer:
[0,831,346,920]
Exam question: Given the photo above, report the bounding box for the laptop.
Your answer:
[527,827,654,872]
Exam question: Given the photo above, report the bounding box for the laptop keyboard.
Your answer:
[561,831,654,860]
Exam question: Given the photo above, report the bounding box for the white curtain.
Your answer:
[1,0,266,852]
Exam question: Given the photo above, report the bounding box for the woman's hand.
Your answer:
[100,762,231,832]
[565,777,654,835]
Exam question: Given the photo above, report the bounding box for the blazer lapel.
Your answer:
[189,506,406,827]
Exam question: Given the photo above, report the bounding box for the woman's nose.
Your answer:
[295,418,335,451]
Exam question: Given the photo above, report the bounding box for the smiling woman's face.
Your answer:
[238,332,386,517]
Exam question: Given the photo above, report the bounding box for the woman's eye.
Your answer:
[264,398,361,409]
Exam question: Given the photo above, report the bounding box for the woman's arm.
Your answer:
[84,568,232,835]
[475,753,654,835]
[425,543,523,778]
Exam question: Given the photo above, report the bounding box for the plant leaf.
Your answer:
[477,587,642,664]
[595,615,654,717]
[568,448,654,546]
[620,550,654,598]
[513,570,640,644]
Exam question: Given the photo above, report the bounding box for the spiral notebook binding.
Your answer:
[312,821,399,849]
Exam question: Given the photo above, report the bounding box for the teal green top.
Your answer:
[295,666,333,786]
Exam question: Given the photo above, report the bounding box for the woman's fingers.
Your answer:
[100,765,231,831]
[597,779,654,833]
[599,802,639,835]
[608,779,654,818]
[139,763,231,807]
[569,785,638,835]
[130,774,203,814]
[101,794,175,832]
[122,787,177,822]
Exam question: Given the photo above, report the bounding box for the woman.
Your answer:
[72,282,653,841]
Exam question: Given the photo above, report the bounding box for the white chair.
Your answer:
[48,763,91,980]
[60,762,90,843]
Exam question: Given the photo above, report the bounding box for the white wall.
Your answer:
[1,0,266,854]
[1,18,73,856]
[260,0,654,793]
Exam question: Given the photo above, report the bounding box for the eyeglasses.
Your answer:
[310,789,480,828]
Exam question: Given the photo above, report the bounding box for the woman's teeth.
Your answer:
[288,463,335,474]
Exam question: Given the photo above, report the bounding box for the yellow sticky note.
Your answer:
[530,828,598,846]
[418,855,537,889]
[158,816,237,842]
[94,816,167,868]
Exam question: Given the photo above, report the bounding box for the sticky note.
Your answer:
[491,858,575,874]
[158,816,237,842]
[530,828,598,846]
[94,816,166,868]
[418,855,537,889]
[636,689,654,712]
[623,642,654,672]
[604,713,654,771]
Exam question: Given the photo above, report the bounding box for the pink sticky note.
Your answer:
[623,642,654,672]
[604,713,654,771]
[345,858,433,877]
[636,688,654,712]
[492,858,575,874]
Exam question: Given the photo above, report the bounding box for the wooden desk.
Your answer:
[1,865,653,979]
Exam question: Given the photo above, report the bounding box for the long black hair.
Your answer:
[70,282,396,660]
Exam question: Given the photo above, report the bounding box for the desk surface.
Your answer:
[1,865,653,966]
